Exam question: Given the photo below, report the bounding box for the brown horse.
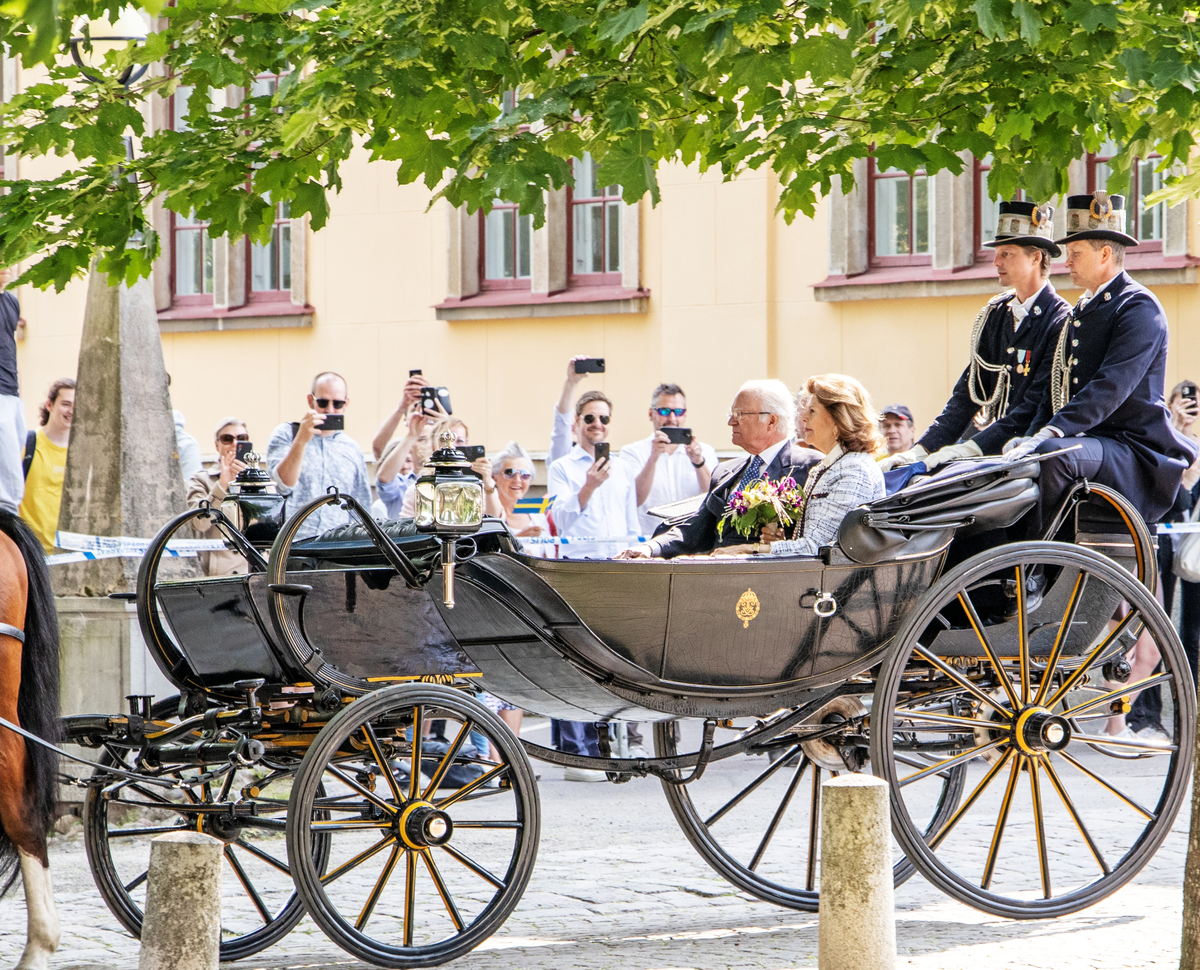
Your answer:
[0,509,61,969]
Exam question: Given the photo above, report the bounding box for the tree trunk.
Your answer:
[1179,695,1200,968]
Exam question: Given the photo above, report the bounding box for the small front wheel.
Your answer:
[287,683,540,968]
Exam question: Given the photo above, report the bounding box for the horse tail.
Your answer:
[0,510,60,896]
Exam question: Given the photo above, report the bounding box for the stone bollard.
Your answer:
[138,831,223,970]
[818,774,896,970]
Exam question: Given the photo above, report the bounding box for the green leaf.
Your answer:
[973,0,1008,39]
[597,1,648,44]
[1012,0,1040,44]
[1119,49,1152,84]
[596,130,660,206]
[1064,0,1118,33]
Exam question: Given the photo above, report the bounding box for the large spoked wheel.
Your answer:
[872,542,1196,918]
[654,706,966,910]
[287,683,540,968]
[82,697,329,960]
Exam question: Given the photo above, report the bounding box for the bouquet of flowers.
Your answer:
[716,476,805,541]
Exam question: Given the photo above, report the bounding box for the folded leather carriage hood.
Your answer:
[838,459,1040,565]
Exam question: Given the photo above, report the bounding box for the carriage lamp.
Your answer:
[220,451,288,547]
[414,432,485,608]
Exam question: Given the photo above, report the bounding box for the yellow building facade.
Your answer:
[10,67,1200,463]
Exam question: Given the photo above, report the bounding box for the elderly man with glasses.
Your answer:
[618,379,821,559]
[618,382,718,537]
[267,371,371,540]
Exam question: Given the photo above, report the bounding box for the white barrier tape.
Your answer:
[520,535,651,545]
[55,531,226,554]
[1159,523,1200,534]
[46,548,198,566]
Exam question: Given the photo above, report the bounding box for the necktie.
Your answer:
[737,455,764,491]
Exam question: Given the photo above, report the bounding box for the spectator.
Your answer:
[880,404,915,457]
[547,390,639,559]
[1127,380,1200,742]
[187,418,251,576]
[795,388,814,449]
[549,356,599,466]
[398,416,503,520]
[174,410,203,483]
[372,373,430,516]
[267,372,371,540]
[18,378,74,552]
[619,383,718,536]
[0,266,25,516]
[493,441,550,554]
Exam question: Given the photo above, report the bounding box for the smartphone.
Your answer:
[460,444,485,462]
[574,358,605,374]
[235,440,255,462]
[409,369,422,377]
[662,427,692,445]
[1184,384,1197,400]
[593,442,610,464]
[320,414,345,431]
[421,386,453,415]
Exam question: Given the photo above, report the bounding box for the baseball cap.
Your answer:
[881,404,913,422]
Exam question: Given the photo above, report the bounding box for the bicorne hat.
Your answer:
[1054,191,1138,247]
[983,200,1061,257]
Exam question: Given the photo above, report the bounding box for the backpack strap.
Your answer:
[21,429,35,478]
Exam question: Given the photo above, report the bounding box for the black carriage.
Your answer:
[64,439,1195,967]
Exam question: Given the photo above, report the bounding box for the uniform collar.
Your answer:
[1009,281,1050,333]
[1078,271,1125,312]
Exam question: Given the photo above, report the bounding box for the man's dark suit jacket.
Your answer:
[650,442,824,558]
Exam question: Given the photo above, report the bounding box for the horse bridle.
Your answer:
[0,622,24,642]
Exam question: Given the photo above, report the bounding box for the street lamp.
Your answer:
[69,6,149,87]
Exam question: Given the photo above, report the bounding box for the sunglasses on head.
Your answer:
[502,467,534,481]
[217,433,250,444]
[314,399,347,409]
[654,407,686,417]
[582,413,610,425]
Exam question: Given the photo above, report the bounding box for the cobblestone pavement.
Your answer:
[0,717,1192,970]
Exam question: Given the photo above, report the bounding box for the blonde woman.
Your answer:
[763,374,886,557]
[398,416,503,519]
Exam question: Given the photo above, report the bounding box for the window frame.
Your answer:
[867,157,933,268]
[477,201,533,291]
[167,83,215,308]
[1087,149,1165,252]
[973,157,1027,260]
[567,158,623,286]
[243,70,294,303]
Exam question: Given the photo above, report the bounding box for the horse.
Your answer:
[0,509,61,970]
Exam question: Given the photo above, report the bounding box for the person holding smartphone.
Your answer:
[619,383,717,536]
[266,371,371,540]
[186,417,251,576]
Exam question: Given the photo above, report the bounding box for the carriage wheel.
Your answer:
[871,542,1195,918]
[653,705,966,911]
[82,697,330,960]
[286,683,540,968]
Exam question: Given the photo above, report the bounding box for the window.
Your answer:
[974,156,1026,257]
[480,198,532,289]
[250,201,291,298]
[868,158,932,266]
[173,211,214,301]
[569,154,622,281]
[1089,141,1164,248]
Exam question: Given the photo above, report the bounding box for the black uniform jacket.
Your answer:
[652,442,823,559]
[1028,271,1198,523]
[919,283,1070,455]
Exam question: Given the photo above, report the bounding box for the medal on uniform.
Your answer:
[1016,349,1029,375]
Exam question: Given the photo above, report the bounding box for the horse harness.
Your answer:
[0,622,24,642]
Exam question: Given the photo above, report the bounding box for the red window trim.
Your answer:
[867,157,932,268]
[169,210,214,308]
[244,202,292,303]
[1087,152,1164,253]
[478,204,532,292]
[973,159,1028,260]
[567,175,622,287]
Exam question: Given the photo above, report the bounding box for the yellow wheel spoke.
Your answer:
[899,736,1008,788]
[982,754,1023,890]
[1032,570,1088,707]
[1028,758,1051,899]
[421,848,466,933]
[1046,610,1141,709]
[1056,749,1157,820]
[958,592,1020,711]
[320,835,396,886]
[913,645,1014,719]
[410,705,424,802]
[403,847,417,948]
[1060,673,1174,720]
[422,719,473,801]
[1043,756,1110,876]
[1016,566,1031,705]
[362,722,406,806]
[929,748,1015,851]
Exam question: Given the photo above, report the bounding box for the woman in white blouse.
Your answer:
[493,441,551,555]
[763,375,886,557]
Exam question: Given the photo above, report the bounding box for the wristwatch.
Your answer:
[691,458,706,468]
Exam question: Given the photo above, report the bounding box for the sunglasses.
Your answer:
[314,399,347,409]
[581,413,611,425]
[502,468,534,481]
[217,433,250,444]
[654,407,686,417]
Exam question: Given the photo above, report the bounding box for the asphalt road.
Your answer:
[0,715,1192,970]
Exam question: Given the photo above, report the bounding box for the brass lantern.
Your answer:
[414,432,485,607]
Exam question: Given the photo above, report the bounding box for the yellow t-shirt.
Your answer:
[18,430,68,553]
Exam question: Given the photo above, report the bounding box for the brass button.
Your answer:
[1072,339,1079,347]
[1008,347,1015,354]
[1073,377,1079,384]
[1074,321,1082,328]
[1034,306,1042,316]
[1104,292,1112,301]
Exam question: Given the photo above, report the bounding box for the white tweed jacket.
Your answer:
[769,445,885,557]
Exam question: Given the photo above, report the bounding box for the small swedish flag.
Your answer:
[514,494,554,514]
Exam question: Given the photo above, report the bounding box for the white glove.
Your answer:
[1002,436,1027,455]
[878,445,928,472]
[923,439,983,471]
[1005,427,1057,462]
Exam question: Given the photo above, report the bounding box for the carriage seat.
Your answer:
[837,458,1039,564]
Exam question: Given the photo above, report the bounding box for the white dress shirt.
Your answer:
[744,438,790,478]
[618,434,719,534]
[546,445,640,558]
[1009,281,1049,333]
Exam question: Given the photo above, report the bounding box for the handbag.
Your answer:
[1172,500,1200,583]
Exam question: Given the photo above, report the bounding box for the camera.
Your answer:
[235,440,255,463]
[421,386,453,415]
[574,358,605,374]
[662,427,693,445]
